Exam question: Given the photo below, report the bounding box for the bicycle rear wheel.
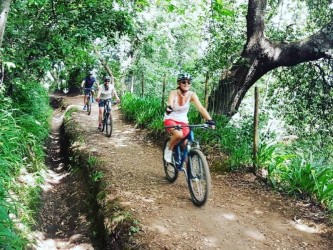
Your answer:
[105,112,113,137]
[87,96,92,115]
[163,140,178,182]
[187,148,211,206]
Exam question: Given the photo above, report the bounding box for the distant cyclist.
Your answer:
[163,73,215,163]
[96,75,120,130]
[81,71,97,110]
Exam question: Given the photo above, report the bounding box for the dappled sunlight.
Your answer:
[244,229,266,241]
[203,236,218,248]
[221,212,237,221]
[290,220,322,233]
[150,224,169,234]
[41,170,69,192]
[28,231,93,250]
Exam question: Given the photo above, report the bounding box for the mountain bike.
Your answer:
[163,124,212,206]
[84,87,93,115]
[100,99,118,137]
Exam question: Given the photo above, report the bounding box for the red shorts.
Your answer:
[164,119,190,138]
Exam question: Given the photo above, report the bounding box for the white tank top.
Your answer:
[99,84,115,100]
[164,91,192,123]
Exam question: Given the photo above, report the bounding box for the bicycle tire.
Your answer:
[87,96,92,115]
[105,112,113,137]
[163,140,178,182]
[187,148,211,206]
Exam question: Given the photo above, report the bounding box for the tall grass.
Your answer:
[121,93,164,134]
[0,80,51,248]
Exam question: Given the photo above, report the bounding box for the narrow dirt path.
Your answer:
[64,95,332,249]
[28,101,97,249]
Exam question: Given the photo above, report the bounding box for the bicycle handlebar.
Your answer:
[101,98,120,105]
[164,124,212,130]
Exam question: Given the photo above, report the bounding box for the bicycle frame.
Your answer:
[166,124,206,176]
[100,98,117,137]
[85,88,93,100]
[173,129,195,169]
[84,88,94,115]
[103,99,112,115]
[163,123,212,206]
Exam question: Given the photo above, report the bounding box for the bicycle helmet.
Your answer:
[177,73,192,83]
[88,71,94,75]
[104,75,111,81]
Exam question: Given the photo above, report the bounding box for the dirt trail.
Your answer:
[63,95,332,250]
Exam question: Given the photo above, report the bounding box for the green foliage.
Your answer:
[267,60,333,166]
[121,93,164,129]
[90,171,104,183]
[0,79,51,248]
[268,150,333,210]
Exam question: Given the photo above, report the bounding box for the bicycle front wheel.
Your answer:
[187,148,211,206]
[163,140,178,183]
[87,97,92,115]
[105,112,113,137]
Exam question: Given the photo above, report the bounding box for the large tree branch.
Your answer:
[271,20,333,67]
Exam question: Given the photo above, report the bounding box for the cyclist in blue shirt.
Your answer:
[81,71,97,110]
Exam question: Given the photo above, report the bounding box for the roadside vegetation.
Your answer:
[0,81,51,248]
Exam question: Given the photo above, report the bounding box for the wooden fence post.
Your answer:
[130,75,134,94]
[253,86,259,174]
[204,72,209,109]
[141,73,144,98]
[161,74,166,107]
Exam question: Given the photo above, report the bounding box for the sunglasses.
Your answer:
[180,80,191,85]
[105,80,110,82]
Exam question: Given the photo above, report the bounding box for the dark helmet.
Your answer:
[104,75,111,81]
[177,73,192,82]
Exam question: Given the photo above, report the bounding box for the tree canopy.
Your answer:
[0,0,332,135]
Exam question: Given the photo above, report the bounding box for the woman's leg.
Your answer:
[169,129,183,150]
[164,119,184,163]
[98,101,104,128]
[99,108,103,124]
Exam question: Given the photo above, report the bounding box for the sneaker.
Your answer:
[83,105,87,110]
[164,148,173,163]
[98,124,102,130]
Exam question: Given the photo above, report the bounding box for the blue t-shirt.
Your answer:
[84,76,96,88]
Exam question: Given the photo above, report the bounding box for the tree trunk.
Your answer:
[209,0,333,116]
[0,0,11,86]
[0,0,11,48]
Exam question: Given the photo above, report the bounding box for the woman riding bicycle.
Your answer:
[96,75,120,130]
[164,73,215,163]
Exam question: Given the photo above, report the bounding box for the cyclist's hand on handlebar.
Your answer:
[113,99,120,105]
[205,120,216,129]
